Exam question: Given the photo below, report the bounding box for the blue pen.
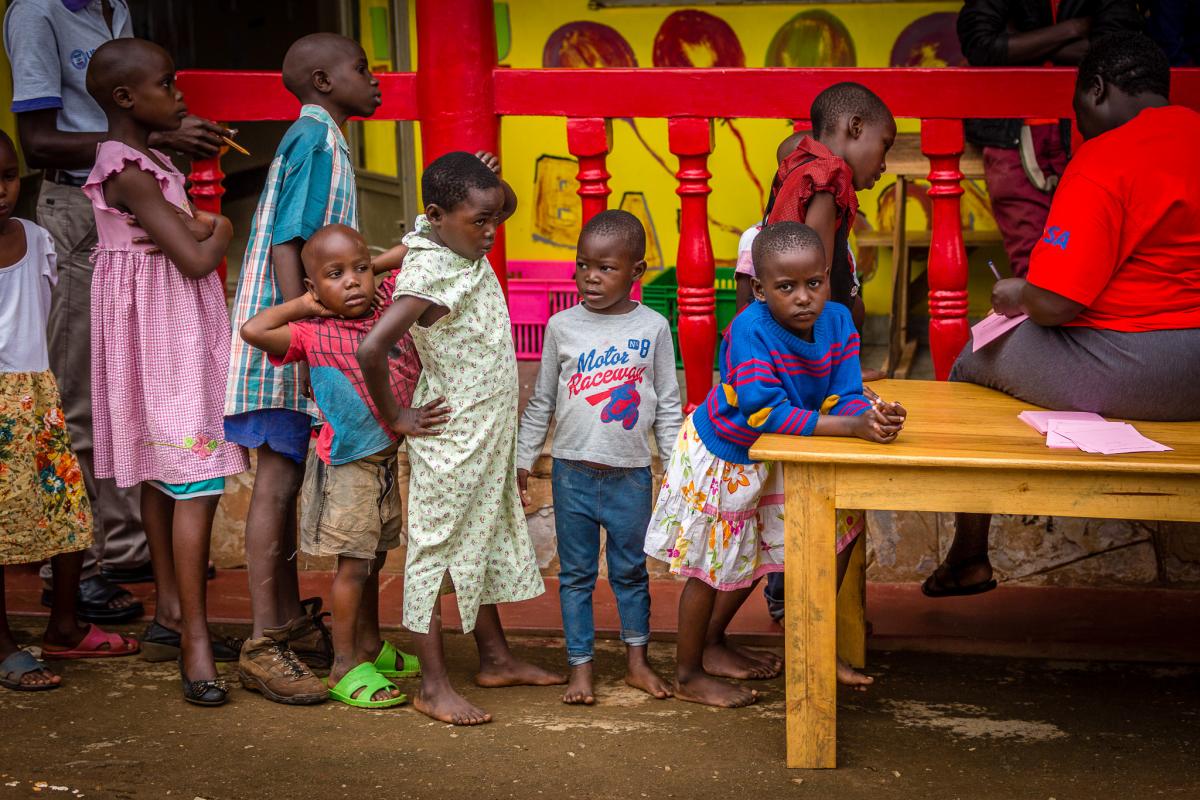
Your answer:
[987,259,1002,281]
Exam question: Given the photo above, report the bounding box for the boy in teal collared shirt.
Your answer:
[224,32,412,705]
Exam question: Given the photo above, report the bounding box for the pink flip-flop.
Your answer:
[42,624,140,660]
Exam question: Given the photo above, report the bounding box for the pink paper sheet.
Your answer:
[971,313,1028,352]
[1018,410,1105,436]
[1045,420,1173,455]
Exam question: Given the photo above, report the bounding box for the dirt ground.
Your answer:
[1,618,1197,800]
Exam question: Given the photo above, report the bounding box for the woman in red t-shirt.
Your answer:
[925,32,1200,597]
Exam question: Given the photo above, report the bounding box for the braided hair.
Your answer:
[1078,32,1170,98]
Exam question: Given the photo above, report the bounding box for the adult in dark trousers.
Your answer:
[957,0,1141,277]
[4,0,227,624]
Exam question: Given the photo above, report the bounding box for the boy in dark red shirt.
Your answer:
[766,82,896,333]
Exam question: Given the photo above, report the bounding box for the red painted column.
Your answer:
[668,117,716,412]
[188,151,226,283]
[415,0,506,288]
[566,117,612,225]
[921,119,970,380]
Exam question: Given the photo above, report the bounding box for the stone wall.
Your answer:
[211,455,1200,588]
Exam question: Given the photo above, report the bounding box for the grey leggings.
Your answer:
[950,322,1200,422]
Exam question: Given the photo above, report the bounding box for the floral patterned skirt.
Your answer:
[644,415,863,591]
[0,371,93,565]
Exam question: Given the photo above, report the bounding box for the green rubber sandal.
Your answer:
[329,662,407,709]
[373,641,421,679]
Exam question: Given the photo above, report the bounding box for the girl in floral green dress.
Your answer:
[359,151,564,726]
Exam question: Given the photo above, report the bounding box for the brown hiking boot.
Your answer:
[237,633,328,706]
[287,597,334,670]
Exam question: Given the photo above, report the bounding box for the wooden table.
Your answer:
[749,379,1200,768]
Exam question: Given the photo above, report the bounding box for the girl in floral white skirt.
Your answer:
[644,222,905,707]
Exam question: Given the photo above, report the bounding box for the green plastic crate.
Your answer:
[642,267,738,368]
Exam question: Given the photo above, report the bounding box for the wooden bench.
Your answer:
[749,379,1200,768]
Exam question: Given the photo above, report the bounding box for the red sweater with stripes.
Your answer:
[692,300,870,464]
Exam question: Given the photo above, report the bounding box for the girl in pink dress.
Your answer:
[84,38,248,705]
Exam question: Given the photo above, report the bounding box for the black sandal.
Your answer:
[921,555,998,598]
[178,656,229,707]
[40,575,144,624]
[141,621,242,663]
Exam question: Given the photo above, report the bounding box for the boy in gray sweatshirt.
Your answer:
[517,210,683,706]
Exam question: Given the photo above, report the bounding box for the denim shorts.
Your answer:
[223,408,313,464]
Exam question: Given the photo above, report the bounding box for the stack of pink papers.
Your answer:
[1018,410,1104,435]
[1018,411,1172,453]
[971,313,1028,352]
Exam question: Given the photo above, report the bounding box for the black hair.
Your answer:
[85,38,171,110]
[0,129,15,156]
[809,81,893,137]
[579,209,646,261]
[281,33,364,99]
[421,151,501,211]
[1077,32,1170,99]
[751,221,825,275]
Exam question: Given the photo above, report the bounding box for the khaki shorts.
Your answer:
[300,444,403,560]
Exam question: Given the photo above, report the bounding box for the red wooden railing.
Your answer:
[177,0,1200,409]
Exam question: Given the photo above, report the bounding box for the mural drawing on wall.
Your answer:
[765,10,856,67]
[512,1,996,308]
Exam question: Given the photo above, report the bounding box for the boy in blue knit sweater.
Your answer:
[644,221,905,708]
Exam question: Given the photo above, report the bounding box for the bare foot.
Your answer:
[702,642,779,680]
[624,660,672,700]
[413,682,492,725]
[837,658,874,692]
[729,643,783,672]
[476,656,566,688]
[674,672,758,708]
[562,663,595,705]
[329,660,401,703]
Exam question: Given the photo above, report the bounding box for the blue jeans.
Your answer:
[764,572,784,622]
[552,459,653,666]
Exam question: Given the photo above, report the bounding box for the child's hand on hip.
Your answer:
[517,468,530,506]
[390,397,451,437]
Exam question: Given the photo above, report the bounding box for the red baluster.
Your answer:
[416,0,506,292]
[921,119,970,380]
[188,149,226,284]
[668,117,716,412]
[566,117,612,225]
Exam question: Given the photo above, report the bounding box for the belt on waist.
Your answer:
[42,169,88,188]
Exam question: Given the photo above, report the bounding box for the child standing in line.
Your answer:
[516,210,680,706]
[83,39,249,705]
[241,224,420,708]
[644,222,906,708]
[358,151,565,726]
[1,130,139,691]
[224,33,400,706]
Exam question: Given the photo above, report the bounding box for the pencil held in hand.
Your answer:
[221,135,250,156]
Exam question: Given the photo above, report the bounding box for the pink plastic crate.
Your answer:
[507,260,641,360]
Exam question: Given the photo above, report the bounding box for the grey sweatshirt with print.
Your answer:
[516,303,683,471]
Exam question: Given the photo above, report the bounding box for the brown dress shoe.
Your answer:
[287,597,334,670]
[237,634,328,705]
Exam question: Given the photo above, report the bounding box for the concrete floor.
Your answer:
[1,617,1197,800]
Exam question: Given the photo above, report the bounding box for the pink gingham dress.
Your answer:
[84,141,248,488]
